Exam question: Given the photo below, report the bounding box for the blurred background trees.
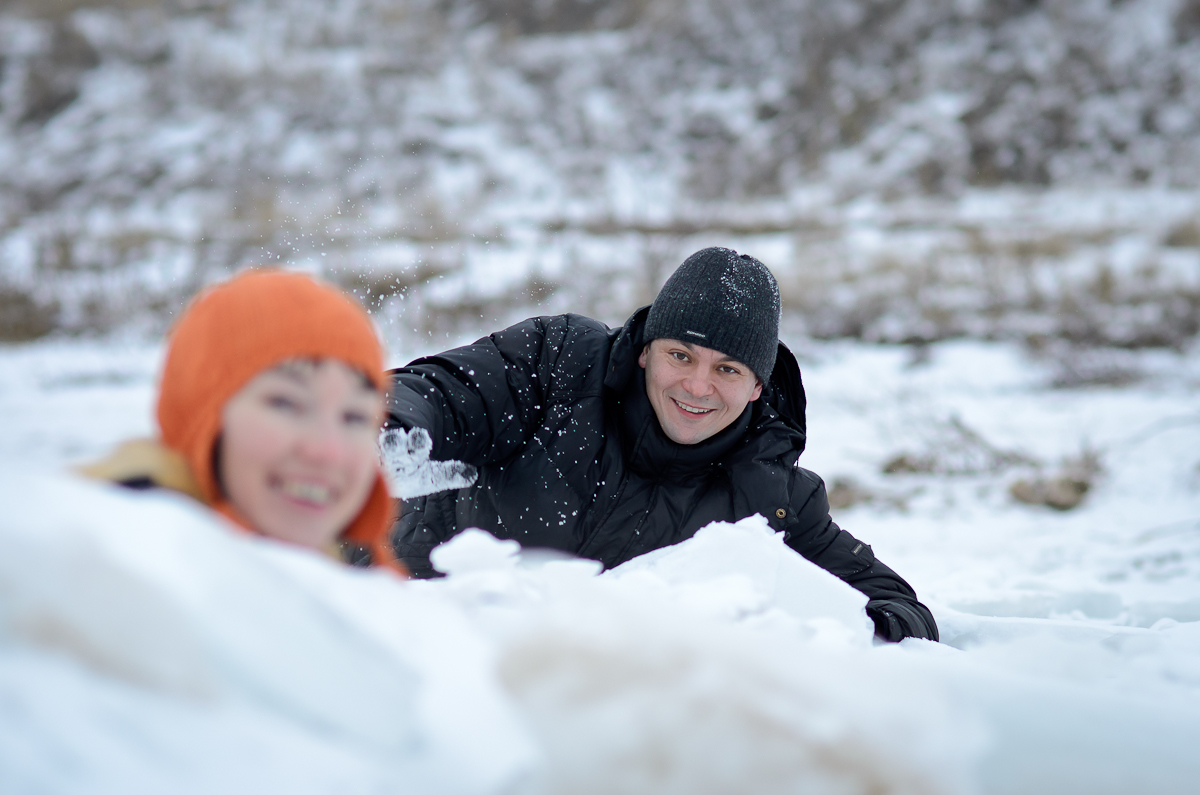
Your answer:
[2,0,1198,351]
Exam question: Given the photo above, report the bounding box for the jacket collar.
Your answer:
[605,305,651,393]
[617,367,753,481]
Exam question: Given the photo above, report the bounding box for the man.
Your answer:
[385,247,938,641]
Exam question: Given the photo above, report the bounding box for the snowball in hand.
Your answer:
[380,426,478,499]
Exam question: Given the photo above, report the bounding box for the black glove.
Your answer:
[868,603,903,642]
[866,599,940,642]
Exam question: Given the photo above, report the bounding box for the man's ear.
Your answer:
[749,379,763,402]
[638,344,649,368]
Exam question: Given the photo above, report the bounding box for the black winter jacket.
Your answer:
[387,308,938,641]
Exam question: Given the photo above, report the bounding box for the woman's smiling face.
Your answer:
[638,338,762,445]
[218,359,384,550]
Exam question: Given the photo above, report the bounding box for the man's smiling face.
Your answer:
[638,338,763,445]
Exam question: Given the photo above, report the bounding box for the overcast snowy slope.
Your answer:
[2,0,1199,348]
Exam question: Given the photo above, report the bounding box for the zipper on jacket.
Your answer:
[578,469,632,559]
[608,483,660,566]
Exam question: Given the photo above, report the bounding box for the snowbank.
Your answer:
[0,470,533,795]
[4,467,1199,794]
[424,523,973,795]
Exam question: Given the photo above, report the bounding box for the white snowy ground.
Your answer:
[1,336,1199,794]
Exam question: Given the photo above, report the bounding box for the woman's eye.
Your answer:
[343,410,370,426]
[671,351,689,362]
[266,394,300,411]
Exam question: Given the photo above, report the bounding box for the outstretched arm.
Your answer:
[388,315,591,465]
[783,467,939,642]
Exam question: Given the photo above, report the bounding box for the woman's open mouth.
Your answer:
[279,479,335,506]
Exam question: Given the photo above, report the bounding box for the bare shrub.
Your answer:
[881,455,937,476]
[3,1,157,22]
[880,415,1037,478]
[1164,220,1200,248]
[0,286,59,341]
[827,477,873,511]
[453,0,652,34]
[1010,448,1104,511]
[1034,343,1147,389]
[827,476,915,513]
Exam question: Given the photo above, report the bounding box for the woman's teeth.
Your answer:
[281,481,332,505]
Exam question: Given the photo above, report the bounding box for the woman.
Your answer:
[83,269,402,571]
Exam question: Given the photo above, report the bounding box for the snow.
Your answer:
[2,336,1200,792]
[425,527,975,795]
[0,470,533,795]
[6,1,1200,350]
[4,1,1199,787]
[381,426,479,499]
[608,516,875,649]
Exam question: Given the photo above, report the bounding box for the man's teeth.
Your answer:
[281,481,332,504]
[674,400,712,415]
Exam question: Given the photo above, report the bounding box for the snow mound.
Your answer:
[608,514,876,648]
[423,526,977,795]
[3,467,1200,794]
[0,469,534,795]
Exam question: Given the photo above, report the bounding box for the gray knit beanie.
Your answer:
[644,247,781,381]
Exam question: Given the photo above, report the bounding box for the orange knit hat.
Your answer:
[157,269,399,570]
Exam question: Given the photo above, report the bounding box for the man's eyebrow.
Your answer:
[669,341,746,368]
[699,347,743,366]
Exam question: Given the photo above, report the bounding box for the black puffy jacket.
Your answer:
[388,308,938,641]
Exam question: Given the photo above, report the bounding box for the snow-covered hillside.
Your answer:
[2,335,1198,793]
[2,0,1200,348]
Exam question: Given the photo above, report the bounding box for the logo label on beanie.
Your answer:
[685,330,708,339]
